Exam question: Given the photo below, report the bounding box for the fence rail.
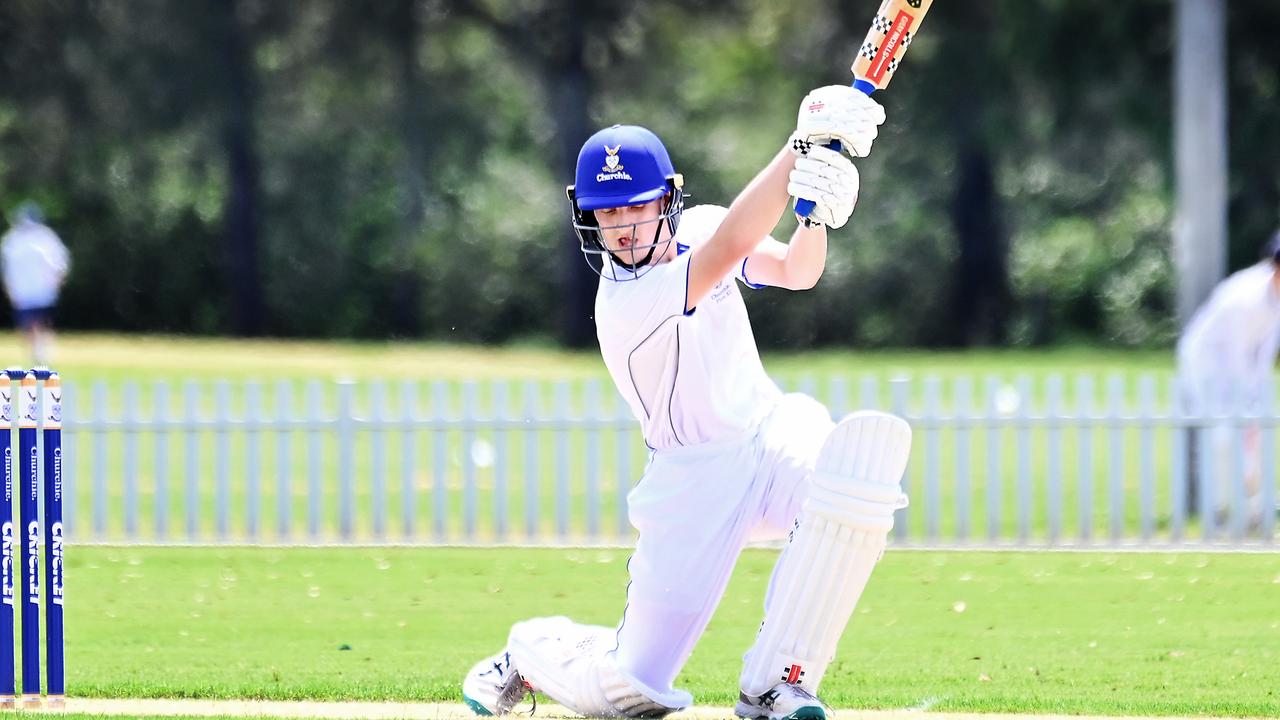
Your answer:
[41,374,1280,546]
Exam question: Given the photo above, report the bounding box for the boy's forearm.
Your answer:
[782,223,827,289]
[718,146,795,256]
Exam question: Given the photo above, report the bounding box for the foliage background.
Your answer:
[1,0,1277,348]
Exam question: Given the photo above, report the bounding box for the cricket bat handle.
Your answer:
[794,78,878,219]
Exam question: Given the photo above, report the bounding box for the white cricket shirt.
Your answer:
[594,204,781,450]
[1177,261,1280,400]
[1,221,70,309]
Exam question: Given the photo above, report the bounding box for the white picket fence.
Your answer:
[54,374,1278,547]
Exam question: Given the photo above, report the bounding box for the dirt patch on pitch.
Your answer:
[51,699,1265,720]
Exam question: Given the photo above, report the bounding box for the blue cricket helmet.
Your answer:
[566,125,685,281]
[572,125,678,210]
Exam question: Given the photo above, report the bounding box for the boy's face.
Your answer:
[594,197,673,267]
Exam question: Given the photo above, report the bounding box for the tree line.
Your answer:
[1,0,1277,348]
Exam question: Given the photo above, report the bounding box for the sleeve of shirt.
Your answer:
[1253,321,1280,403]
[0,235,15,294]
[679,204,769,290]
[737,256,768,290]
[49,233,70,276]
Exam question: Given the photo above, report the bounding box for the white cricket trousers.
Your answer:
[613,393,834,696]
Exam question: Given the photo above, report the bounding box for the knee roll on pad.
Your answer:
[739,411,911,697]
[806,473,908,534]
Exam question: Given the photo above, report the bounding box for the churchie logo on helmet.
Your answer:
[597,144,632,182]
[603,145,623,171]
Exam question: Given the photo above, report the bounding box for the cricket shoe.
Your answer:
[734,682,827,720]
[462,649,534,716]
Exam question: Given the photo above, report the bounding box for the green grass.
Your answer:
[0,331,1175,382]
[56,546,1280,716]
[56,714,403,720]
[49,716,342,720]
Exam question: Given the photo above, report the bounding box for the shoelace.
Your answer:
[783,684,827,713]
[755,685,823,713]
[496,673,536,716]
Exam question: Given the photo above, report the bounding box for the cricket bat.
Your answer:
[795,0,935,218]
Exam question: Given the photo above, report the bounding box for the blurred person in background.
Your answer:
[1,201,71,366]
[1177,229,1280,525]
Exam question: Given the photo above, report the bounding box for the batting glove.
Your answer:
[790,85,886,158]
[788,145,859,230]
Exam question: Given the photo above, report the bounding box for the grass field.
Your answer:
[0,331,1177,382]
[51,545,1280,717]
[0,335,1270,718]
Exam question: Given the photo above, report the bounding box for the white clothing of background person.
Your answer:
[1176,231,1280,523]
[1,202,70,365]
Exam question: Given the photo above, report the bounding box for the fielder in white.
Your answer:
[1176,231,1280,522]
[1,202,70,366]
[463,86,910,720]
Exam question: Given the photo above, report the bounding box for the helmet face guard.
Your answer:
[567,182,684,281]
[566,125,685,282]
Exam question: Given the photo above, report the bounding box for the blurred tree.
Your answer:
[925,2,1010,346]
[0,2,228,333]
[299,0,433,337]
[213,0,266,336]
[1227,1,1280,265]
[0,0,1274,349]
[454,0,618,348]
[388,0,430,336]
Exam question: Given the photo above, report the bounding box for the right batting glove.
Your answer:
[788,145,859,230]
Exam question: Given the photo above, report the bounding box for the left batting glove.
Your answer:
[788,145,859,230]
[790,85,886,158]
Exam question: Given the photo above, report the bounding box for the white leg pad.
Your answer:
[739,411,911,697]
[507,616,689,718]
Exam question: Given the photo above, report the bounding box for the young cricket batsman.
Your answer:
[463,85,911,720]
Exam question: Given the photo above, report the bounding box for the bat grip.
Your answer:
[794,79,878,219]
